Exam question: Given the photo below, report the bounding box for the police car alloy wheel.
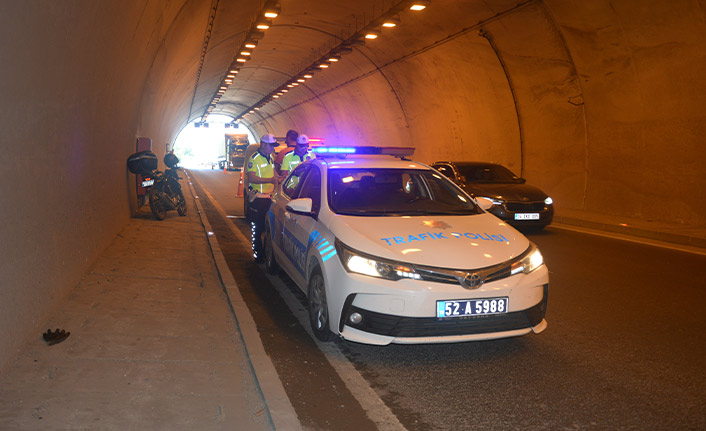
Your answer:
[308,268,334,342]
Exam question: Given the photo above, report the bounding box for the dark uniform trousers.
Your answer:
[247,195,272,259]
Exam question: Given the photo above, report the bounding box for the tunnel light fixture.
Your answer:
[273,95,280,98]
[291,82,299,86]
[240,50,252,56]
[225,79,233,84]
[365,29,380,39]
[303,73,313,79]
[328,54,341,62]
[244,40,258,49]
[382,15,401,28]
[319,63,329,68]
[263,2,281,18]
[409,0,430,11]
[236,57,248,63]
[281,89,288,93]
[256,19,271,30]
[227,74,236,79]
[296,78,306,83]
[230,69,239,74]
[287,84,295,88]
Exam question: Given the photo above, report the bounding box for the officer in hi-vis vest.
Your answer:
[280,134,315,179]
[246,134,280,261]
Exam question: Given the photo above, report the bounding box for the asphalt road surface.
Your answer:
[189,168,706,431]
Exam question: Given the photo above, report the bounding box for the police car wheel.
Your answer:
[264,223,279,274]
[308,269,334,342]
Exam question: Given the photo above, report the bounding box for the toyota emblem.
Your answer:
[463,273,483,289]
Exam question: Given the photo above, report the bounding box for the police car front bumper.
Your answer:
[323,260,548,345]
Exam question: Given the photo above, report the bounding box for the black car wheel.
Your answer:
[308,268,334,342]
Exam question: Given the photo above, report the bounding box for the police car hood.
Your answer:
[330,213,529,269]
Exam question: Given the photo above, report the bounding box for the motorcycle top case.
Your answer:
[127,151,158,175]
[164,153,180,168]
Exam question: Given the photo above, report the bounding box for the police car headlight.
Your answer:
[510,243,544,275]
[336,240,421,281]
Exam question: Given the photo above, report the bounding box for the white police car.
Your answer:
[263,146,548,345]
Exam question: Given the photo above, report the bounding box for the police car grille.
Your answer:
[345,285,547,338]
[415,265,511,287]
[505,202,545,212]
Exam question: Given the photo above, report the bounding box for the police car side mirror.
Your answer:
[475,197,495,211]
[286,198,314,216]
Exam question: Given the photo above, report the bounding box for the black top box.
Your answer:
[127,151,158,175]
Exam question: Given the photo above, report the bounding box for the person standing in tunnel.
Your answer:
[246,134,280,261]
[274,129,298,175]
[280,134,315,179]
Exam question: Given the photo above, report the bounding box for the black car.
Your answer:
[431,161,554,229]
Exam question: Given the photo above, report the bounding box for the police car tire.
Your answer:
[307,268,334,342]
[263,224,279,274]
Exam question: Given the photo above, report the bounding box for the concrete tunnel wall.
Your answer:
[1,0,705,372]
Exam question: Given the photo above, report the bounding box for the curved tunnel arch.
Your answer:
[2,0,706,371]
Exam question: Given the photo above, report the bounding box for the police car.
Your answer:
[263,146,548,345]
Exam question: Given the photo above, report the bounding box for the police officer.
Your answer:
[246,134,280,261]
[280,134,315,178]
[274,129,298,175]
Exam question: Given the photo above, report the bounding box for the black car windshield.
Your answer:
[328,168,482,216]
[456,164,521,184]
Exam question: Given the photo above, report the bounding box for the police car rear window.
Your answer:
[328,169,482,216]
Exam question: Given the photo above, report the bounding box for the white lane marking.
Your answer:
[549,224,706,256]
[194,174,406,431]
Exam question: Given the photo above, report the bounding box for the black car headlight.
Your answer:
[478,196,504,205]
[335,240,421,281]
[510,243,544,275]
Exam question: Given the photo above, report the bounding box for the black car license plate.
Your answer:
[437,298,509,318]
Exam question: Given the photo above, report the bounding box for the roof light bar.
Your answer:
[312,146,415,157]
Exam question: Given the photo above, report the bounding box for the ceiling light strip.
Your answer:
[236,0,427,122]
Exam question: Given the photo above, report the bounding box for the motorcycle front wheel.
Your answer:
[176,191,187,216]
[149,188,167,220]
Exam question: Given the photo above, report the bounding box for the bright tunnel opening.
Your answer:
[173,114,255,169]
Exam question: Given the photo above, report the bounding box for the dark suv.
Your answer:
[431,161,553,229]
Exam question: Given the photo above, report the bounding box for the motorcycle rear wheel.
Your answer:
[176,191,187,216]
[149,189,167,220]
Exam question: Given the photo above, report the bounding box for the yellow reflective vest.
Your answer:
[281,150,315,173]
[246,151,275,194]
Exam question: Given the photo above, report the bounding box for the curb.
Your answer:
[184,172,302,431]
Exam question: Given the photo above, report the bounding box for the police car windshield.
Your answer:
[328,168,482,216]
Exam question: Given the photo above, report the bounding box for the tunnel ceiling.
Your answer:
[191,0,525,125]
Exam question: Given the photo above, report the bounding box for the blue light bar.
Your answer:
[312,146,415,157]
[313,146,356,154]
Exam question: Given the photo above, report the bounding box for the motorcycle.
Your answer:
[148,154,187,220]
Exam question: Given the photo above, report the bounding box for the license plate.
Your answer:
[141,179,154,187]
[437,298,509,318]
[515,213,539,220]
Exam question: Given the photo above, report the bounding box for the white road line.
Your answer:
[194,175,406,431]
[549,224,706,256]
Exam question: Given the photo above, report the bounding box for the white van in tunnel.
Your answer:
[264,146,548,345]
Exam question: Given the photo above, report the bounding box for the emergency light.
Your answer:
[313,146,415,158]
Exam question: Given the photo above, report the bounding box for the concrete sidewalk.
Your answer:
[0,177,299,430]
